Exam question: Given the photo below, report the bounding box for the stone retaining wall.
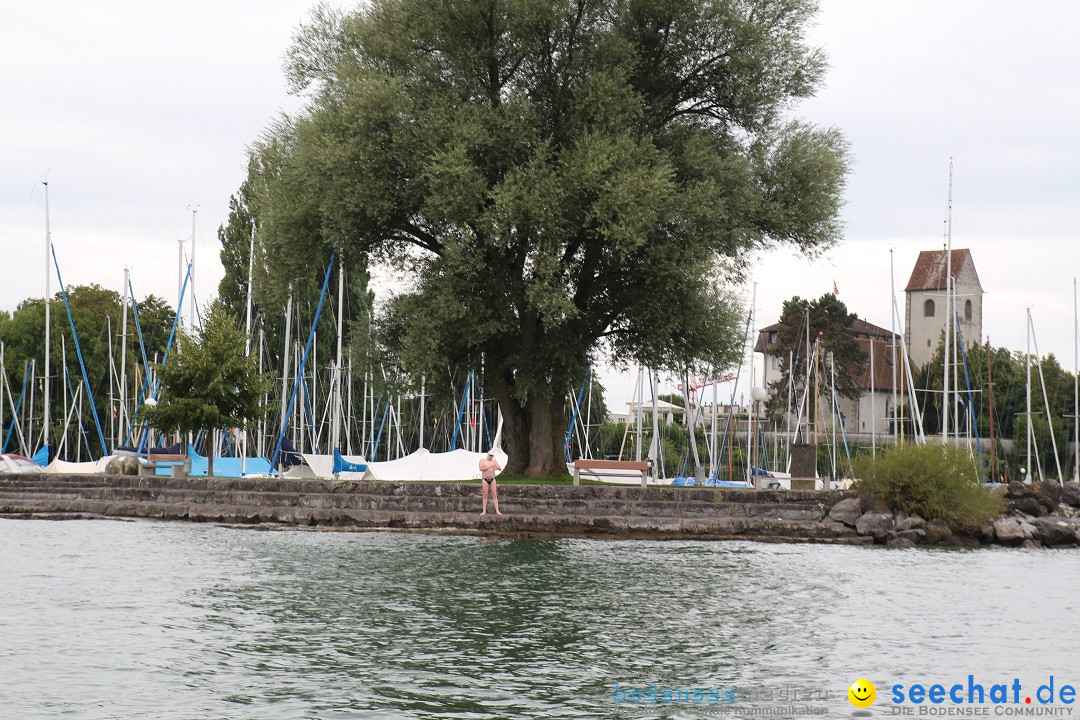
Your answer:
[0,473,864,542]
[3,474,1079,547]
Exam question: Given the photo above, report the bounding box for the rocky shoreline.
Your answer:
[983,481,1080,548]
[1,473,1079,548]
[826,481,1080,548]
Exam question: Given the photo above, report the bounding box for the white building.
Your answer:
[755,317,900,436]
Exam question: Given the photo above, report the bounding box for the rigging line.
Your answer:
[52,245,107,456]
[2,361,31,455]
[953,310,984,468]
[133,265,189,453]
[709,308,753,483]
[271,255,335,469]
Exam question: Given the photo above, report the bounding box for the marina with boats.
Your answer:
[1,184,1076,491]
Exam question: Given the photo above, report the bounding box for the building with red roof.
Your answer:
[903,248,983,368]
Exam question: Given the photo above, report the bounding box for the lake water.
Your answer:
[2,518,1078,719]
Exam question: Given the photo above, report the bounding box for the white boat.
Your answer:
[0,454,44,474]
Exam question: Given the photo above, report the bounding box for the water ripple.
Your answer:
[2,519,1078,719]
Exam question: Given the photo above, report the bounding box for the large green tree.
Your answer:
[217,178,257,322]
[0,285,175,459]
[142,303,273,476]
[766,294,868,418]
[248,0,848,474]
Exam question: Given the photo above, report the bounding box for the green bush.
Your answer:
[854,444,1005,532]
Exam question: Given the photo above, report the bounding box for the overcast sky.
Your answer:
[3,0,1078,409]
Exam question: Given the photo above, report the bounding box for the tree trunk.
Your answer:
[493,370,528,474]
[490,308,571,477]
[207,430,215,478]
[492,371,569,477]
[525,390,566,476]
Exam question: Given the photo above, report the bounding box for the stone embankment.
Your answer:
[823,481,1080,548]
[981,481,1080,549]
[2,473,1079,548]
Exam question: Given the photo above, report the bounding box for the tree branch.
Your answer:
[395,223,445,255]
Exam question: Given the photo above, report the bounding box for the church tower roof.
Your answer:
[904,248,982,292]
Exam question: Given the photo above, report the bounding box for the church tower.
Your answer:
[904,248,983,368]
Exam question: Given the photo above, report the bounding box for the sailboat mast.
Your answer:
[830,351,837,481]
[279,291,294,447]
[1074,277,1079,483]
[747,281,757,485]
[987,338,996,481]
[120,268,129,439]
[954,289,962,444]
[43,180,51,457]
[870,335,876,459]
[1031,314,1064,483]
[419,374,426,449]
[650,370,659,482]
[1026,308,1032,481]
[684,371,701,475]
[890,249,898,444]
[62,337,68,458]
[943,159,954,445]
[0,344,4,453]
[245,223,255,356]
[258,325,266,458]
[332,254,344,451]
[361,368,369,454]
[806,305,812,443]
[636,366,644,462]
[347,356,354,455]
[711,368,718,475]
[107,314,115,450]
[28,354,36,454]
[189,208,197,328]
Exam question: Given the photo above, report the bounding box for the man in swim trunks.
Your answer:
[479,452,503,516]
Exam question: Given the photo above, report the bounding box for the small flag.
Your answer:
[832,280,839,296]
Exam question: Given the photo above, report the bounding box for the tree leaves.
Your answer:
[243,0,849,472]
[770,293,868,404]
[142,304,273,437]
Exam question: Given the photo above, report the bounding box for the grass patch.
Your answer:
[854,444,1005,532]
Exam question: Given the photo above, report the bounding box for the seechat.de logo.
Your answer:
[848,678,876,708]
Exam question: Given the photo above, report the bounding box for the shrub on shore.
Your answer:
[854,444,1005,532]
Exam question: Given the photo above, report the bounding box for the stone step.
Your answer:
[0,473,860,543]
[0,474,841,505]
[0,477,834,519]
[0,496,865,542]
[0,486,831,522]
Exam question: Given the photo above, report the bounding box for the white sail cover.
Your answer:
[44,456,117,474]
[367,447,508,482]
[287,452,370,481]
[283,447,507,481]
[565,462,673,485]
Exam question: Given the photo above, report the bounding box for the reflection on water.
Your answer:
[1,519,1078,719]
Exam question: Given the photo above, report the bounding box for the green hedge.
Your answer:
[854,444,1005,532]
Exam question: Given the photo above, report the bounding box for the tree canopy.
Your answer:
[0,285,175,459]
[245,0,849,474]
[766,294,868,414]
[142,303,272,474]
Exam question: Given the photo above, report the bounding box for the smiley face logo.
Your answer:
[848,678,876,708]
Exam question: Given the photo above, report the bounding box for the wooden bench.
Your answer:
[140,454,188,477]
[572,459,651,488]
